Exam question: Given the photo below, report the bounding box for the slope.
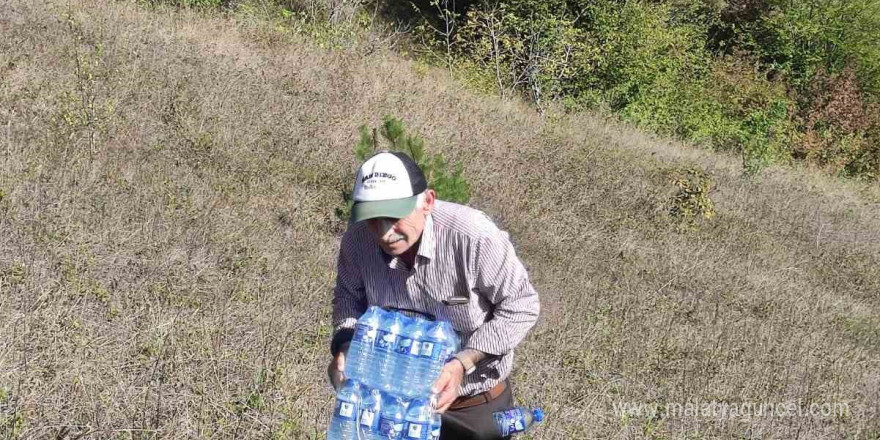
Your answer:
[1,0,878,438]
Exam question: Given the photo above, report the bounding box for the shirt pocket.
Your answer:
[440,291,482,338]
[418,267,480,335]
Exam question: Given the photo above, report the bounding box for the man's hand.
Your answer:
[431,359,465,413]
[327,344,349,390]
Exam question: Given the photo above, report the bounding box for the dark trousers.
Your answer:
[440,382,513,440]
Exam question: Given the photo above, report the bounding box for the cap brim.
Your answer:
[350,196,418,223]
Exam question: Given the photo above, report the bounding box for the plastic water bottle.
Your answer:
[392,318,428,397]
[402,398,433,440]
[417,321,458,388]
[428,413,442,440]
[369,312,409,391]
[378,395,408,440]
[492,407,544,436]
[346,306,386,384]
[327,379,361,440]
[357,387,384,440]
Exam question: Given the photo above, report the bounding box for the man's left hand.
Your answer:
[431,359,465,413]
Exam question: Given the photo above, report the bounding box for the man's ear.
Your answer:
[422,190,436,214]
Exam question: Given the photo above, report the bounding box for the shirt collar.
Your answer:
[417,213,435,262]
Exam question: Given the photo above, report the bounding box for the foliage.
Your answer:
[147,0,880,178]
[0,388,25,438]
[279,2,375,49]
[455,1,592,107]
[713,0,880,93]
[408,0,880,179]
[794,66,879,177]
[666,167,716,230]
[336,116,471,222]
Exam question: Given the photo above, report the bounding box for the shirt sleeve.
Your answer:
[330,230,367,356]
[465,219,540,356]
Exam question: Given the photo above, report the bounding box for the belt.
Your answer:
[448,381,507,410]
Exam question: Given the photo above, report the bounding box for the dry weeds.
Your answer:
[1,0,878,438]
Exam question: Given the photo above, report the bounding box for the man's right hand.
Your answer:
[327,345,348,390]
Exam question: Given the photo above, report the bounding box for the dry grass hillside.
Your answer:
[1,0,879,438]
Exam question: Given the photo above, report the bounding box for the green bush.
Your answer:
[186,0,880,178]
[666,167,716,230]
[335,116,471,222]
[708,0,880,173]
[716,0,880,93]
[407,0,880,179]
[451,1,592,106]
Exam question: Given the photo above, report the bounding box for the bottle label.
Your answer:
[419,341,454,361]
[418,341,436,359]
[379,417,404,439]
[405,422,429,439]
[396,337,420,357]
[375,329,399,353]
[353,324,377,345]
[335,400,356,421]
[493,409,526,436]
[359,409,379,431]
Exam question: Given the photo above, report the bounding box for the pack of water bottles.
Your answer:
[328,306,459,440]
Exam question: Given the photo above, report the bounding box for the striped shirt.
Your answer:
[331,200,540,397]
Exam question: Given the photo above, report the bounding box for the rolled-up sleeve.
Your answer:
[465,222,540,356]
[330,231,366,355]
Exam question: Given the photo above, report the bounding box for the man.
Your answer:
[328,151,540,439]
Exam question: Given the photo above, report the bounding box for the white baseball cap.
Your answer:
[350,151,428,222]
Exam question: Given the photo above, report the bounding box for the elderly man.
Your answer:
[328,151,540,439]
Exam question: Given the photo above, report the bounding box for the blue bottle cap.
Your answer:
[533,408,544,423]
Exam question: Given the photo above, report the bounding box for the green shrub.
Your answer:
[717,0,880,93]
[405,0,880,179]
[710,0,880,176]
[793,66,879,177]
[666,167,716,230]
[582,1,709,109]
[739,98,797,175]
[335,116,471,222]
[456,1,591,107]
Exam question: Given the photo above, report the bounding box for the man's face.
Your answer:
[365,208,427,256]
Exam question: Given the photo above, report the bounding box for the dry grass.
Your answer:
[1,0,878,438]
